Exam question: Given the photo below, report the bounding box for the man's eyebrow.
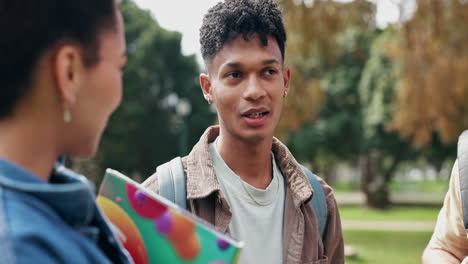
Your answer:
[221,59,280,69]
[223,62,242,69]
[263,59,280,65]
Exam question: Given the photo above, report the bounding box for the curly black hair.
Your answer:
[200,0,286,65]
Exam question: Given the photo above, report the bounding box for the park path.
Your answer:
[335,192,446,206]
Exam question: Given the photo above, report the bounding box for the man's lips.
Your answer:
[242,112,269,119]
[241,110,270,127]
[241,107,270,117]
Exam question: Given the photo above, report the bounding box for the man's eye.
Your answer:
[226,71,241,79]
[265,68,277,75]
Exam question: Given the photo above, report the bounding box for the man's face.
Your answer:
[70,11,127,157]
[201,34,290,143]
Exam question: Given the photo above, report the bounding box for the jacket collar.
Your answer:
[185,126,222,199]
[0,158,97,227]
[185,126,314,208]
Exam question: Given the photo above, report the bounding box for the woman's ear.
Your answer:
[53,45,84,105]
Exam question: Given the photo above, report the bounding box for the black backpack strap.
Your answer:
[458,130,468,231]
[156,157,187,209]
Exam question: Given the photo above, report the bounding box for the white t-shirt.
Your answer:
[209,140,285,264]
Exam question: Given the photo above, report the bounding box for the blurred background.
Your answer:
[73,0,468,263]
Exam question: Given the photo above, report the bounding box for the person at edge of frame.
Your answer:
[423,158,468,264]
[0,0,132,263]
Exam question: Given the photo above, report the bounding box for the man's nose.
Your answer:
[243,75,266,101]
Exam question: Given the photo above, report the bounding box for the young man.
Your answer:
[143,0,344,263]
[0,0,131,263]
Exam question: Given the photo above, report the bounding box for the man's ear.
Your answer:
[283,66,291,96]
[200,73,214,103]
[53,45,84,105]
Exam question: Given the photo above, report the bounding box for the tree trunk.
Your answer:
[433,161,445,180]
[322,165,336,185]
[360,150,390,209]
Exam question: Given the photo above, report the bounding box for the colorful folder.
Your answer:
[97,169,243,264]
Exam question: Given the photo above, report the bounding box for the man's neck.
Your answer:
[216,131,274,189]
[0,116,59,182]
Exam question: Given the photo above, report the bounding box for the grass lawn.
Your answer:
[344,230,431,264]
[339,206,440,221]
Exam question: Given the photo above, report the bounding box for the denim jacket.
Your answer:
[0,159,133,264]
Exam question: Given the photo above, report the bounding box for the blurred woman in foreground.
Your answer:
[0,0,132,263]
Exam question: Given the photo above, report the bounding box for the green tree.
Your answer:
[359,26,457,207]
[283,0,460,208]
[278,0,375,139]
[358,28,418,208]
[391,0,468,146]
[288,26,375,184]
[74,0,215,184]
[283,0,376,188]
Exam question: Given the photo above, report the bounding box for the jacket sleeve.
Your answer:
[142,171,160,194]
[319,178,345,264]
[426,160,468,261]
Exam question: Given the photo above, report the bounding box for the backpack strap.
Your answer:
[300,165,328,241]
[157,157,187,209]
[156,157,328,240]
[458,130,468,231]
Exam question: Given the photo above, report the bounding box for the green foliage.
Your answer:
[359,27,456,178]
[288,26,375,168]
[358,28,418,183]
[96,0,215,180]
[286,3,457,207]
[392,0,468,146]
[278,0,376,137]
[359,28,400,146]
[418,133,456,174]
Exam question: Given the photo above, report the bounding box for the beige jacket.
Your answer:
[143,126,344,264]
[427,160,468,260]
